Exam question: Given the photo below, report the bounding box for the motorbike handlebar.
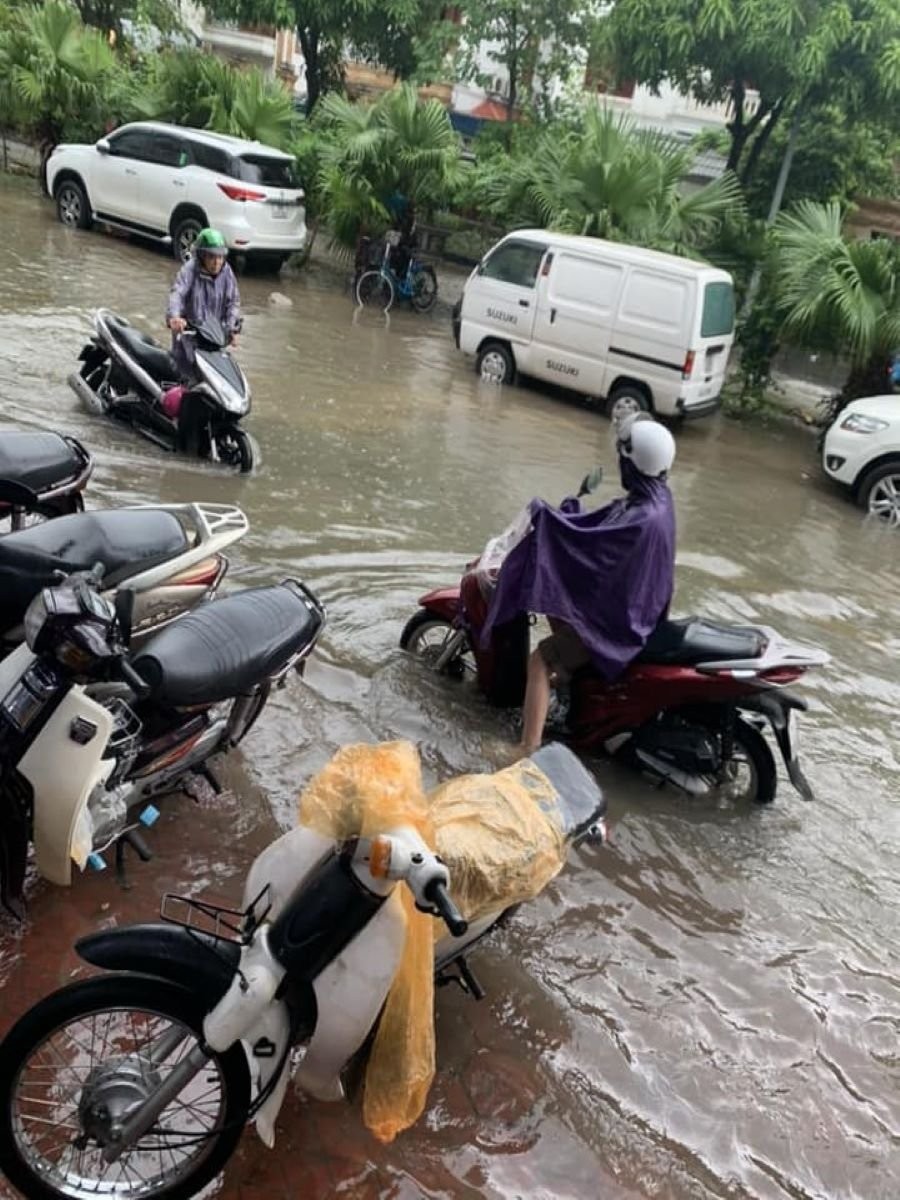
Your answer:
[425,878,468,937]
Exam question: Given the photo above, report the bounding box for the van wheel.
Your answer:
[477,342,515,385]
[607,386,650,425]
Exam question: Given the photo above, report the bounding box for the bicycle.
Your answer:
[354,231,438,314]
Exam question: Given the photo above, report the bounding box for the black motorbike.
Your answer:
[69,308,254,472]
[0,429,93,531]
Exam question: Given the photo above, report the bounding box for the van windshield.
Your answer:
[701,281,735,337]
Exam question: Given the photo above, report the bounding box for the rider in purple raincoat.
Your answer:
[481,414,677,755]
[165,227,241,380]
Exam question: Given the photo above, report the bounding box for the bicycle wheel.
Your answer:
[355,271,394,312]
[410,265,438,313]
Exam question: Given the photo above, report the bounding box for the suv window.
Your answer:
[107,130,155,161]
[145,134,186,169]
[189,141,232,175]
[481,241,547,288]
[233,155,299,188]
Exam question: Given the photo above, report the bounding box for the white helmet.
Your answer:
[616,412,676,478]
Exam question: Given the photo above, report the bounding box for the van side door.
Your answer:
[461,239,546,355]
[531,250,624,393]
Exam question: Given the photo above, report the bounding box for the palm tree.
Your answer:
[0,1,122,170]
[773,200,900,413]
[480,107,744,257]
[313,84,461,251]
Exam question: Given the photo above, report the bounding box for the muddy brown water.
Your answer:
[0,175,898,1200]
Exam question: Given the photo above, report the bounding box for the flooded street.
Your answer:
[1,174,898,1199]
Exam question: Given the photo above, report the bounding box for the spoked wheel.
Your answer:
[400,611,473,679]
[212,427,253,473]
[0,975,250,1200]
[410,266,438,313]
[355,270,394,312]
[704,717,777,805]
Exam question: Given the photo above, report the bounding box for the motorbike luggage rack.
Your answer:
[160,883,272,946]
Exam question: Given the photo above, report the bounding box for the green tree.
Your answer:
[773,200,900,413]
[136,52,296,146]
[479,107,744,255]
[603,0,900,186]
[204,0,427,114]
[313,83,461,250]
[0,0,126,153]
[444,0,591,122]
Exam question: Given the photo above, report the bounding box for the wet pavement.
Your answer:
[0,173,898,1199]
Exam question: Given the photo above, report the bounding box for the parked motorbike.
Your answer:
[0,561,325,918]
[0,429,93,531]
[0,502,248,654]
[401,473,830,805]
[0,742,603,1199]
[69,308,254,472]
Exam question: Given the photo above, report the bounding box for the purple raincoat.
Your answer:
[166,259,241,376]
[480,462,676,680]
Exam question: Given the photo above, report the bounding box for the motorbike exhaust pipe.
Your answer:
[67,371,105,415]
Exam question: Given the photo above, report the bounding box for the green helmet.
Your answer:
[194,227,227,257]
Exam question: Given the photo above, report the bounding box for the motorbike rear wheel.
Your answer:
[400,611,472,679]
[706,716,777,805]
[0,974,250,1200]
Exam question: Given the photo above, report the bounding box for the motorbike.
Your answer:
[69,308,254,472]
[0,741,603,1199]
[0,561,326,918]
[0,429,93,531]
[401,472,830,805]
[0,502,249,654]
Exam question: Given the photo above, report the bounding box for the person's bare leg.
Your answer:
[520,649,552,753]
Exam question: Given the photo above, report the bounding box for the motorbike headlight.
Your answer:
[840,413,890,434]
[23,591,51,652]
[196,354,248,415]
[1,661,59,731]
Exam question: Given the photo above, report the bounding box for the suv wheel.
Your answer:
[56,179,92,230]
[857,458,900,526]
[172,215,204,262]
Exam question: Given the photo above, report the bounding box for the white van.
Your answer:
[454,230,736,420]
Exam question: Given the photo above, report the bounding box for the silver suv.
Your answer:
[46,121,307,272]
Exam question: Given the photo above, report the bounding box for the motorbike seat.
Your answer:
[131,582,324,707]
[0,510,188,633]
[636,617,765,665]
[107,314,178,384]
[530,743,606,833]
[0,431,89,496]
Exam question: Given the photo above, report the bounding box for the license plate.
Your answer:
[272,204,289,219]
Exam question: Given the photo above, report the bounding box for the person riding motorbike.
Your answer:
[165,228,242,382]
[481,413,677,756]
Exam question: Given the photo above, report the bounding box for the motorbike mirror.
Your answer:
[577,466,604,497]
[115,588,135,643]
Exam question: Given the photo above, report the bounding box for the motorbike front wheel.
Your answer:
[0,974,250,1200]
[212,427,253,473]
[400,610,472,679]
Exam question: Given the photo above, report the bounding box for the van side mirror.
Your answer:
[96,138,111,155]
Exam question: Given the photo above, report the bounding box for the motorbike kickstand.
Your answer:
[115,829,154,890]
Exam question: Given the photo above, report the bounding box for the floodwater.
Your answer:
[1,174,898,1200]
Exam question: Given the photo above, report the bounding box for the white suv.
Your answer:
[46,121,307,271]
[822,394,900,526]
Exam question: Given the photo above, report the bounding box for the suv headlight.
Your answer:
[840,413,890,434]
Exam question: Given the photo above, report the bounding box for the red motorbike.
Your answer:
[401,481,830,806]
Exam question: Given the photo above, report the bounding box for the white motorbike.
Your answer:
[0,501,248,652]
[0,564,326,918]
[0,744,605,1199]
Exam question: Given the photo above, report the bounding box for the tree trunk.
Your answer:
[739,99,784,187]
[299,27,321,116]
[725,81,747,173]
[506,9,518,123]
